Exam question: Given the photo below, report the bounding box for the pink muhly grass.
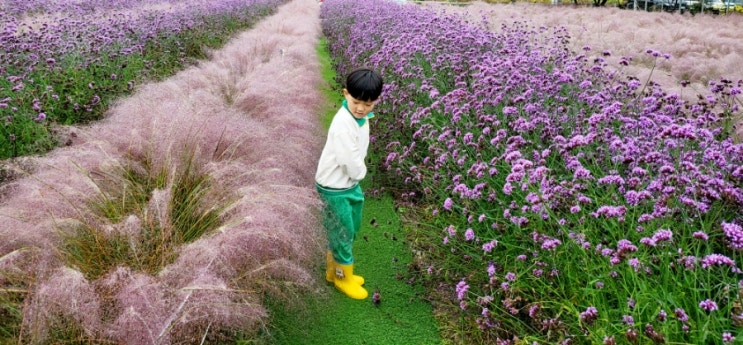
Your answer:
[22,267,101,343]
[100,268,172,343]
[443,2,743,91]
[0,0,326,341]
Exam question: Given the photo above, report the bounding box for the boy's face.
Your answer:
[343,89,376,119]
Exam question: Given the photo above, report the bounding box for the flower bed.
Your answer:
[0,0,285,159]
[321,0,743,343]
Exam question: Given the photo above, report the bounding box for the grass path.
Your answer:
[261,37,442,345]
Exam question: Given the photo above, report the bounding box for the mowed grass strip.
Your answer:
[259,37,441,345]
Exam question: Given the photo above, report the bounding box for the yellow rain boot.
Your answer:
[333,263,368,300]
[326,251,364,285]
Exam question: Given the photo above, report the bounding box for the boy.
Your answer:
[315,67,384,300]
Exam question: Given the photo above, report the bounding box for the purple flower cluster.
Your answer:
[700,253,739,270]
[482,240,498,253]
[722,221,743,250]
[699,299,718,312]
[675,308,689,322]
[639,228,674,247]
[456,279,470,301]
[580,306,599,325]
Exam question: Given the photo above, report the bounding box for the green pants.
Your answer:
[316,183,364,265]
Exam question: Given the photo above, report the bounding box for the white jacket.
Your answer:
[315,105,372,189]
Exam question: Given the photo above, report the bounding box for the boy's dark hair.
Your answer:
[345,68,384,102]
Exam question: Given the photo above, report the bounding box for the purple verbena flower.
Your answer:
[487,262,496,277]
[657,309,667,322]
[482,240,498,253]
[580,306,599,325]
[622,315,635,326]
[443,197,454,211]
[693,231,709,241]
[722,222,743,250]
[699,299,718,312]
[456,279,469,301]
[541,238,562,251]
[701,253,736,269]
[723,332,735,343]
[465,228,475,241]
[675,308,689,322]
